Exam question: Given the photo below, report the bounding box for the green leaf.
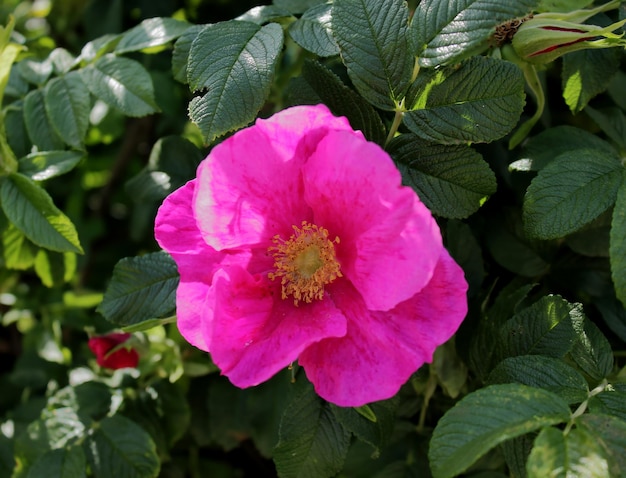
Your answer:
[445,220,485,297]
[115,17,190,54]
[85,415,160,478]
[289,3,338,57]
[300,60,386,145]
[498,295,584,362]
[0,173,83,254]
[235,5,294,24]
[43,72,90,149]
[49,47,76,74]
[23,89,65,151]
[611,173,626,308]
[429,383,571,478]
[332,0,412,110]
[411,0,538,67]
[0,434,14,477]
[1,222,37,270]
[527,427,610,478]
[331,399,397,458]
[569,318,613,381]
[187,21,283,144]
[585,106,626,152]
[274,384,351,478]
[511,125,617,172]
[4,107,30,160]
[97,251,179,326]
[523,149,623,240]
[389,134,496,218]
[578,414,626,477]
[562,48,621,114]
[80,54,160,117]
[34,249,76,288]
[404,56,525,144]
[273,0,327,14]
[17,58,53,86]
[590,385,626,422]
[18,150,85,181]
[487,355,589,404]
[171,24,204,84]
[27,446,86,478]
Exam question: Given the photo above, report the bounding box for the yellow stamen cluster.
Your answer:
[268,221,342,305]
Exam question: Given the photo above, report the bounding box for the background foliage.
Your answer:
[1,0,625,477]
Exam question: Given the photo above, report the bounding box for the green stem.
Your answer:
[563,379,608,435]
[385,101,405,147]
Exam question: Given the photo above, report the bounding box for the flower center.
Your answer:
[268,221,342,305]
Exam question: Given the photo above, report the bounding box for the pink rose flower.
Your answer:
[154,104,468,406]
[88,333,139,369]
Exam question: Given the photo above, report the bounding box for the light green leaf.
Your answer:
[274,385,351,478]
[80,54,160,117]
[115,17,190,54]
[611,174,626,308]
[34,249,76,288]
[411,0,538,67]
[289,3,338,57]
[404,56,525,144]
[578,414,626,477]
[389,134,496,218]
[498,295,584,362]
[332,0,412,110]
[187,21,283,144]
[527,427,610,478]
[300,60,386,145]
[0,37,23,106]
[23,89,65,151]
[85,415,160,478]
[512,125,617,172]
[429,383,571,478]
[569,318,613,380]
[27,447,86,478]
[44,72,90,149]
[41,406,86,449]
[97,251,179,326]
[18,150,85,181]
[0,173,83,254]
[49,47,76,74]
[562,48,621,114]
[2,222,37,270]
[523,149,622,240]
[488,355,588,404]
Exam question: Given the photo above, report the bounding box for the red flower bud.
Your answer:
[88,333,139,369]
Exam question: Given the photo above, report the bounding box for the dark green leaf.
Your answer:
[274,384,351,478]
[411,0,537,67]
[4,107,30,159]
[576,414,626,478]
[0,173,83,254]
[595,297,626,343]
[562,48,621,114]
[97,251,179,326]
[488,355,588,404]
[80,54,160,117]
[389,134,496,218]
[526,427,610,478]
[444,220,485,297]
[511,125,617,172]
[331,399,397,458]
[404,56,525,144]
[500,434,535,478]
[332,0,412,110]
[589,385,626,422]
[171,24,204,84]
[569,318,613,380]
[187,21,283,143]
[27,447,86,478]
[23,90,64,151]
[115,17,190,54]
[300,60,386,145]
[498,295,584,361]
[585,106,626,152]
[523,149,622,240]
[0,434,14,477]
[18,151,85,181]
[273,0,328,15]
[85,415,160,478]
[611,175,626,308]
[235,5,293,24]
[44,72,90,149]
[289,3,338,57]
[429,383,571,478]
[565,211,611,258]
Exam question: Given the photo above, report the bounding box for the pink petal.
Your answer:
[194,105,353,251]
[208,265,348,388]
[303,130,442,311]
[299,250,467,406]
